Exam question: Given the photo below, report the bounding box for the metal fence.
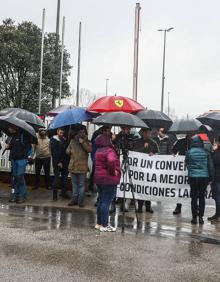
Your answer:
[0,134,93,176]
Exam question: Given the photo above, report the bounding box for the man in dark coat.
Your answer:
[133,128,159,213]
[172,133,194,215]
[154,128,172,155]
[50,128,70,200]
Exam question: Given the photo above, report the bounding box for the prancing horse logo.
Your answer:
[114,99,124,108]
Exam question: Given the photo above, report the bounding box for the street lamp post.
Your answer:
[158,27,174,112]
[76,22,82,107]
[38,8,46,115]
[105,78,109,96]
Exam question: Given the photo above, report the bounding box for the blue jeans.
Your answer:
[11,159,27,199]
[97,185,117,226]
[211,182,220,217]
[71,173,86,203]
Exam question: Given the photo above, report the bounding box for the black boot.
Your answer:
[207,214,217,221]
[138,200,143,213]
[53,190,58,201]
[199,217,204,225]
[145,201,154,213]
[191,217,197,225]
[173,203,182,215]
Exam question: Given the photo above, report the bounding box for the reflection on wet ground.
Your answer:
[0,201,220,245]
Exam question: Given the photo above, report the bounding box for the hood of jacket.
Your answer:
[95,133,112,148]
[190,135,204,148]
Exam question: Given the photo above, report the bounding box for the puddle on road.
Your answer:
[0,204,220,245]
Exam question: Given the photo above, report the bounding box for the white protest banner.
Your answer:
[117,151,214,205]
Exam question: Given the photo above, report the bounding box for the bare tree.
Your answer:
[78,88,102,107]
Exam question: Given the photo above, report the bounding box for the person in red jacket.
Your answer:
[94,133,121,232]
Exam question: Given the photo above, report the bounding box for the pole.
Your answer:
[105,78,109,96]
[161,30,166,112]
[38,8,46,114]
[76,22,82,107]
[132,3,141,101]
[52,0,61,108]
[59,16,65,106]
[56,0,61,36]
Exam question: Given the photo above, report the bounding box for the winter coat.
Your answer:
[185,135,214,180]
[66,137,91,174]
[133,138,159,154]
[212,148,220,182]
[33,135,51,159]
[94,134,121,186]
[154,135,172,155]
[114,131,135,151]
[10,133,32,160]
[50,136,69,168]
[172,137,189,156]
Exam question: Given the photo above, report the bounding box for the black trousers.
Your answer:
[88,165,95,192]
[52,166,68,194]
[189,177,209,218]
[138,200,151,209]
[35,157,51,189]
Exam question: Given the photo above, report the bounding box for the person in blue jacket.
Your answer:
[185,135,214,225]
[6,126,33,203]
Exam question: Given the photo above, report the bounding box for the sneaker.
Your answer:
[199,217,204,225]
[100,225,116,232]
[68,200,78,206]
[191,218,197,225]
[95,224,102,230]
[207,215,217,221]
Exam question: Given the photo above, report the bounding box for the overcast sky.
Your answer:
[1,0,220,117]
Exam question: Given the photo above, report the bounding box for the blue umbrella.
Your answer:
[49,107,97,129]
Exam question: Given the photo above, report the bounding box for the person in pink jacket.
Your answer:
[94,133,121,232]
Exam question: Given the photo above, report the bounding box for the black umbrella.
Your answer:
[135,109,173,130]
[93,112,149,128]
[0,115,37,138]
[169,119,202,134]
[197,112,220,129]
[0,108,45,130]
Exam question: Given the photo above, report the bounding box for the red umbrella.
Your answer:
[87,96,145,113]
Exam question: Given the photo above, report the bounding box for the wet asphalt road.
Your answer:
[0,187,220,281]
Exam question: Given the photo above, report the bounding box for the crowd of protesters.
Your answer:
[2,123,220,231]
